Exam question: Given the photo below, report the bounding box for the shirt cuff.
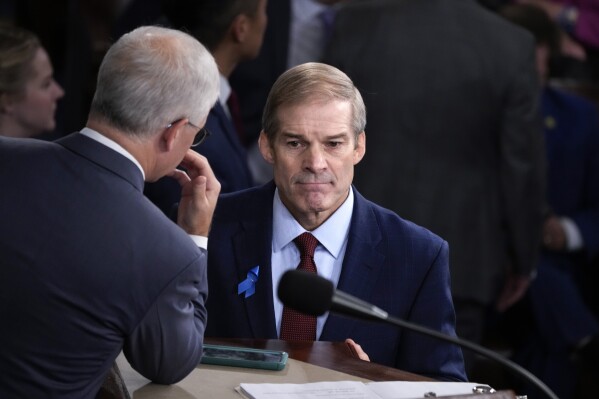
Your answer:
[559,216,583,251]
[189,235,208,249]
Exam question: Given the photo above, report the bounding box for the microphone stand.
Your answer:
[279,270,559,399]
[377,313,559,399]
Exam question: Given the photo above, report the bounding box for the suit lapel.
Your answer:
[321,187,385,341]
[232,183,278,338]
[212,103,248,160]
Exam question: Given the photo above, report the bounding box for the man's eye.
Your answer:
[287,141,300,148]
[328,141,341,148]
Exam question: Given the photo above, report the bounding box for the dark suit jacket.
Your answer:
[542,86,599,256]
[512,87,599,397]
[324,0,545,304]
[526,86,599,346]
[205,182,466,381]
[0,134,208,398]
[199,102,254,193]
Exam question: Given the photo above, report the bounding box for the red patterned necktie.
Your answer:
[280,232,319,341]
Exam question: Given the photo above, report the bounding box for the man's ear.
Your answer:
[231,14,249,43]
[161,119,187,152]
[258,131,274,164]
[353,131,366,165]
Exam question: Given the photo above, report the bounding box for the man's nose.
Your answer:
[303,145,327,171]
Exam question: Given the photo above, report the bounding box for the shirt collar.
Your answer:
[79,127,146,180]
[272,187,354,259]
[219,74,232,107]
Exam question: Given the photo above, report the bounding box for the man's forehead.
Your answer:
[280,96,350,110]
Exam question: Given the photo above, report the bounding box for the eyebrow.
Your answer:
[280,132,351,140]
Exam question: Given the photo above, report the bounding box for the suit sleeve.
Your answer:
[396,240,467,382]
[500,36,545,277]
[123,250,208,384]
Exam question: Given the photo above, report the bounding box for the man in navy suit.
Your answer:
[0,26,221,398]
[206,62,467,381]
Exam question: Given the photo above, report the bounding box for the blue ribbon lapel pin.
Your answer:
[238,266,260,298]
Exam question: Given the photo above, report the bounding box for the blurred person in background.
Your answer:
[0,24,64,138]
[324,0,545,376]
[500,4,599,398]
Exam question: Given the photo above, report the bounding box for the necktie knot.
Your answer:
[294,232,319,259]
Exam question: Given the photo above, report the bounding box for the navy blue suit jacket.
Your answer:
[543,86,599,256]
[511,87,599,397]
[0,134,208,398]
[205,182,466,381]
[199,102,254,193]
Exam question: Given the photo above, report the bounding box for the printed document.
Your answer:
[238,380,492,399]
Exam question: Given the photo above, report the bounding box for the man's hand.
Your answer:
[168,150,221,236]
[345,338,370,361]
[543,215,567,251]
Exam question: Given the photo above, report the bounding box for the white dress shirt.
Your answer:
[219,73,233,120]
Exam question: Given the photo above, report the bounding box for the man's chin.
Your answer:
[302,193,328,212]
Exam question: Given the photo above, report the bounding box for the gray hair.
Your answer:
[89,26,219,137]
[262,62,366,143]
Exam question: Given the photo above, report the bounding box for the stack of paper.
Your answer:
[238,380,494,399]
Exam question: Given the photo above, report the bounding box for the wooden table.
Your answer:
[205,337,431,382]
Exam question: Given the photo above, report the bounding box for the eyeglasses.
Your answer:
[166,119,211,147]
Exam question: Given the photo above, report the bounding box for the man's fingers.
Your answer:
[178,150,220,195]
[345,338,370,361]
[185,175,207,198]
[168,168,191,187]
[179,150,214,180]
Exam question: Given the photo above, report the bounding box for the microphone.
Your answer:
[278,269,558,399]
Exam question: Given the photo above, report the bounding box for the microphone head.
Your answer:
[277,269,334,316]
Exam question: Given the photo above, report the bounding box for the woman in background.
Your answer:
[0,24,63,137]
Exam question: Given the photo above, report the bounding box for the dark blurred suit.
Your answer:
[205,182,466,382]
[0,134,208,398]
[324,0,545,346]
[541,87,599,256]
[514,85,599,399]
[201,103,254,193]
